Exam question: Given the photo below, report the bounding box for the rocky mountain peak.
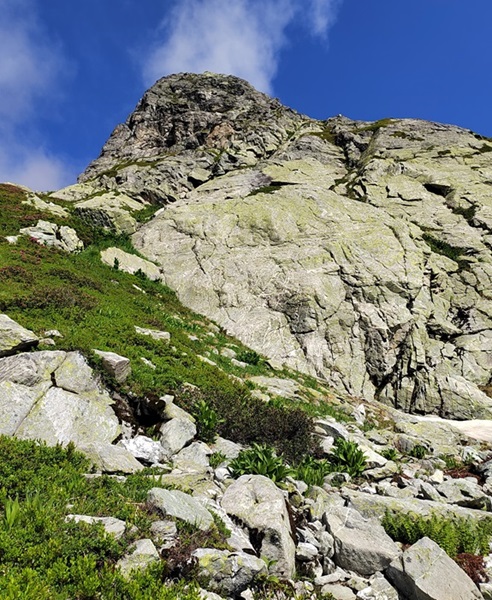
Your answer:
[79,72,302,184]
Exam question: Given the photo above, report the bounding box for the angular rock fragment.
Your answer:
[0,314,38,357]
[147,488,214,531]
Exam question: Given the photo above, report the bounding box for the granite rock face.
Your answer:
[77,73,492,419]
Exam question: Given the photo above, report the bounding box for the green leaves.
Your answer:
[229,444,293,483]
[329,438,367,478]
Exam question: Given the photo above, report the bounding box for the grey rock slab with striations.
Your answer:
[386,536,484,599]
[93,349,131,383]
[100,247,162,281]
[159,417,197,457]
[221,474,296,578]
[78,442,144,474]
[0,314,38,357]
[324,506,401,576]
[147,487,214,531]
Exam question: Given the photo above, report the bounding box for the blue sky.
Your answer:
[1,0,491,190]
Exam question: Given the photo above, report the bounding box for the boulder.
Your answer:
[0,350,121,447]
[93,350,131,383]
[221,474,295,578]
[66,515,126,539]
[100,247,162,281]
[324,506,401,576]
[192,549,266,596]
[117,539,160,578]
[134,326,171,342]
[386,536,483,599]
[119,435,168,465]
[19,220,83,252]
[173,441,211,472]
[79,443,144,474]
[356,573,399,600]
[160,417,197,456]
[147,488,214,531]
[436,478,491,510]
[0,315,38,357]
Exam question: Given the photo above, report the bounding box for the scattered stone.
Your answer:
[140,357,156,369]
[66,515,126,539]
[79,443,144,474]
[147,488,214,531]
[356,573,399,600]
[221,474,296,578]
[173,441,211,472]
[193,549,266,597]
[437,478,491,510]
[119,435,168,465]
[117,539,160,578]
[20,220,83,252]
[160,417,197,456]
[320,583,356,600]
[93,350,131,383]
[134,326,170,342]
[0,315,38,357]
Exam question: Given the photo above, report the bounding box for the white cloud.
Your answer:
[0,0,73,190]
[143,0,343,93]
[0,143,74,191]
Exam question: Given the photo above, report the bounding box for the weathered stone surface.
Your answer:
[0,350,120,446]
[119,435,168,464]
[436,478,491,510]
[117,539,160,577]
[221,474,295,578]
[134,326,171,342]
[93,350,131,383]
[100,247,162,281]
[386,536,483,599]
[66,514,126,539]
[160,417,197,456]
[20,219,83,252]
[356,573,399,600]
[0,315,38,357]
[80,442,144,473]
[74,192,142,234]
[147,487,214,530]
[325,506,400,576]
[173,441,211,472]
[192,549,266,596]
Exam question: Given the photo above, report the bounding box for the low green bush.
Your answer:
[229,444,292,483]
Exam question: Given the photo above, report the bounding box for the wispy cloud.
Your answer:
[0,0,73,189]
[143,0,343,93]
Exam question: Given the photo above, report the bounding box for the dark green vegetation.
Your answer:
[422,232,468,263]
[0,436,204,600]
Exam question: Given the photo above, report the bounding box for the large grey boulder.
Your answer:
[78,442,144,474]
[221,474,296,578]
[160,417,197,456]
[19,219,83,252]
[147,488,214,531]
[0,315,38,357]
[119,435,168,465]
[324,506,401,576]
[0,350,120,446]
[192,549,266,597]
[386,536,483,599]
[437,478,491,510]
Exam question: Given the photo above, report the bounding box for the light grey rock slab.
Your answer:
[306,486,346,522]
[192,549,266,597]
[160,417,197,456]
[314,419,350,440]
[0,315,38,357]
[221,474,295,578]
[296,542,318,561]
[0,381,40,435]
[356,573,399,600]
[147,487,214,530]
[16,387,120,446]
[119,435,168,465]
[0,350,65,386]
[66,514,126,539]
[386,536,483,599]
[325,506,401,576]
[54,351,101,394]
[134,326,170,342]
[100,247,162,281]
[149,519,177,542]
[117,539,160,578]
[210,437,242,459]
[345,489,492,523]
[248,376,300,399]
[93,350,131,383]
[173,441,211,472]
[436,478,491,510]
[162,395,195,422]
[79,443,144,473]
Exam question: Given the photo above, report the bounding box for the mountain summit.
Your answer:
[59,73,492,419]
